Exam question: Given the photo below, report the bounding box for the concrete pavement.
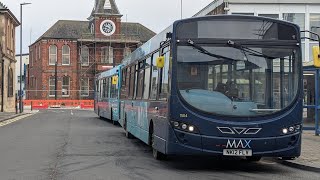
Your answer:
[282,131,320,172]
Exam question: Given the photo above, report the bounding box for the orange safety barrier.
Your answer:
[24,100,94,109]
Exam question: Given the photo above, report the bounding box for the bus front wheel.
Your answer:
[150,127,166,160]
[124,116,134,139]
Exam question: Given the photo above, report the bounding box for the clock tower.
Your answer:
[88,0,122,38]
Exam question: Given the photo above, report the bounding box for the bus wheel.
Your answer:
[150,129,166,160]
[98,108,103,119]
[110,109,115,125]
[124,116,134,139]
[246,156,262,162]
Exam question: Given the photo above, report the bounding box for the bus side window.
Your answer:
[102,79,106,98]
[125,67,131,99]
[159,49,170,100]
[129,65,136,99]
[107,77,111,98]
[120,68,127,99]
[150,52,160,100]
[143,57,152,100]
[136,60,145,99]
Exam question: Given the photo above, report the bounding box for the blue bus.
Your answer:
[98,15,304,161]
[95,65,122,124]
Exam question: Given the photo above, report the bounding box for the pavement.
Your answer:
[0,109,38,122]
[282,131,320,172]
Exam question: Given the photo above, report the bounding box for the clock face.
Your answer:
[100,20,116,36]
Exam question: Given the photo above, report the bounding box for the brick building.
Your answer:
[27,0,155,100]
[0,2,19,112]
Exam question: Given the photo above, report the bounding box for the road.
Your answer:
[0,110,318,180]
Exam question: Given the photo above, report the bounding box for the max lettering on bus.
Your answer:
[226,139,252,149]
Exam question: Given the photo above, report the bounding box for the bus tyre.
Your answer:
[124,117,134,139]
[110,109,115,125]
[151,131,166,160]
[246,156,262,162]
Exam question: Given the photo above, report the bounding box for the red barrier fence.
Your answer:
[24,100,94,109]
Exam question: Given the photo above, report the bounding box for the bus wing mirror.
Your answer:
[312,46,320,67]
[156,56,165,68]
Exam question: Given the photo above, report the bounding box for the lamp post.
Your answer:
[180,0,183,19]
[19,2,31,113]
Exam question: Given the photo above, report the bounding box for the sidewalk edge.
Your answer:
[281,160,320,173]
[0,113,30,123]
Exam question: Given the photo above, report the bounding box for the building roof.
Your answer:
[0,1,20,25]
[35,20,155,43]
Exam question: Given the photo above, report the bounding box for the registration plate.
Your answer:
[223,149,252,156]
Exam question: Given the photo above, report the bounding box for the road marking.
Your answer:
[71,110,73,116]
[0,114,33,127]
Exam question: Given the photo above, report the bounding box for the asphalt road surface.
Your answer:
[0,110,318,180]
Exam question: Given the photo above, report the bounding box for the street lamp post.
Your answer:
[19,2,31,113]
[180,0,183,19]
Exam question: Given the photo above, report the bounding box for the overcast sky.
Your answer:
[3,0,213,54]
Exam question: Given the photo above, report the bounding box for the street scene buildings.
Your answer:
[0,0,319,179]
[26,0,155,100]
[0,2,19,112]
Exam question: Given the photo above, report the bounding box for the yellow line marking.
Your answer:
[0,114,33,127]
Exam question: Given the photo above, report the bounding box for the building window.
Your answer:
[310,14,320,41]
[81,46,89,66]
[258,14,279,19]
[62,76,70,97]
[30,49,33,67]
[91,23,94,34]
[232,13,254,15]
[62,45,70,65]
[8,67,13,97]
[49,45,57,65]
[81,77,89,97]
[49,76,55,97]
[123,47,131,58]
[38,45,41,60]
[101,46,114,63]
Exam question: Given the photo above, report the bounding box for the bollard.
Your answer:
[15,93,18,114]
[31,101,33,111]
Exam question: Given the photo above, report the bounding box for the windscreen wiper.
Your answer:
[227,40,277,59]
[187,40,238,61]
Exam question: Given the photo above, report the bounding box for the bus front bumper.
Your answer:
[167,129,301,158]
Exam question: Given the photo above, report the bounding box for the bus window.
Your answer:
[159,50,170,100]
[121,68,127,99]
[143,57,152,99]
[136,61,145,99]
[129,65,136,99]
[150,52,160,100]
[124,67,131,99]
[102,79,107,98]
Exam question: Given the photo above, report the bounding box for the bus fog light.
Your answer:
[173,122,179,127]
[181,124,187,130]
[289,127,294,132]
[282,128,288,134]
[188,126,195,132]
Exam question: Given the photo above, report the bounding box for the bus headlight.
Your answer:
[282,128,288,134]
[281,124,302,135]
[170,121,199,134]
